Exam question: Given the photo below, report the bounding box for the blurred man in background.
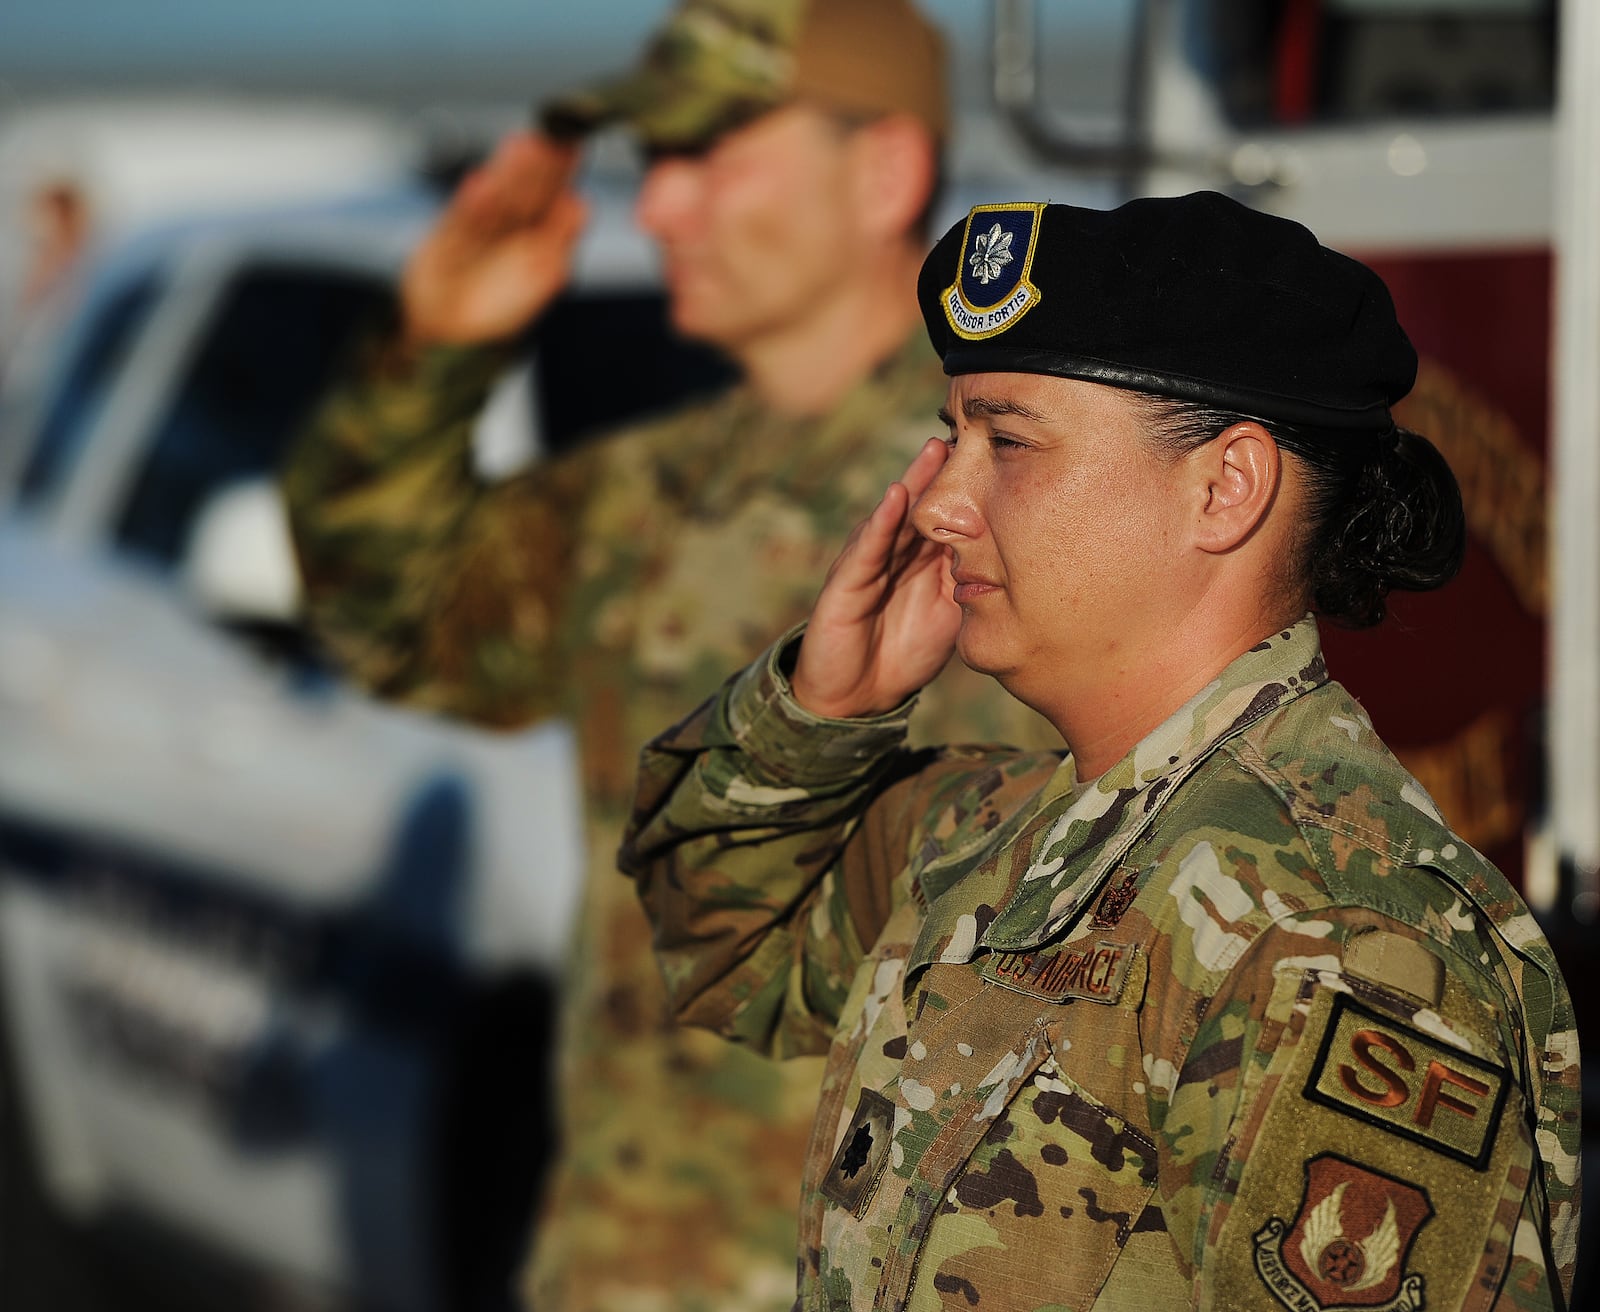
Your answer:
[282,1,1058,1308]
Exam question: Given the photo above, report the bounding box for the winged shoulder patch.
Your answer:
[1254,1155,1432,1311]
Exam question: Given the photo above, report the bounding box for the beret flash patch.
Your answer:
[942,202,1044,341]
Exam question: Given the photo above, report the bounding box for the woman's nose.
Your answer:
[911,449,983,543]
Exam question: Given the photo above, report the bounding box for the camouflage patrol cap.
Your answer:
[540,0,948,152]
[918,191,1417,432]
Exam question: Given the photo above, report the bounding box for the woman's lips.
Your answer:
[951,572,1000,604]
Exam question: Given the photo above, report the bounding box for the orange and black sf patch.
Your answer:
[983,940,1133,1005]
[820,1088,895,1217]
[1254,1154,1432,1312]
[1304,994,1510,1169]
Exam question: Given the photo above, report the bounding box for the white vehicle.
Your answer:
[0,181,730,1311]
[0,98,426,358]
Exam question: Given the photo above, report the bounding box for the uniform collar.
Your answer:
[977,617,1329,953]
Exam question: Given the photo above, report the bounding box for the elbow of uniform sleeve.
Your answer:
[618,632,917,887]
[619,639,914,1054]
[279,332,510,522]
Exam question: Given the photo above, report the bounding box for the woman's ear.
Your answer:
[1190,421,1282,554]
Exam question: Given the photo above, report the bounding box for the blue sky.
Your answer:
[0,1,1131,109]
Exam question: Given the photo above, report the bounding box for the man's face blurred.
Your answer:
[633,104,866,353]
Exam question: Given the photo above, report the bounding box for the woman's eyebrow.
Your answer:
[957,396,1052,423]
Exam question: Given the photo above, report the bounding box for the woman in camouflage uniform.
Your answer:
[621,192,1580,1311]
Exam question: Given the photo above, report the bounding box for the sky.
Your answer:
[0,0,1133,114]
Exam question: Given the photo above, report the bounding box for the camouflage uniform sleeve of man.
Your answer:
[622,629,1048,1059]
[1138,787,1579,1310]
[281,339,601,727]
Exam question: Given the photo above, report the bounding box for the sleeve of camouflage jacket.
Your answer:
[621,631,1012,1059]
[281,338,598,728]
[1150,906,1578,1311]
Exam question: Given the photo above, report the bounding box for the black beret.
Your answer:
[918,191,1416,432]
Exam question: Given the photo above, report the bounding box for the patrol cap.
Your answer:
[918,191,1417,432]
[540,0,948,152]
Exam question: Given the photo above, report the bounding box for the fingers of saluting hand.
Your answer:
[825,480,911,600]
[403,133,588,347]
[454,133,583,233]
[827,438,949,602]
[898,435,950,504]
[792,444,961,720]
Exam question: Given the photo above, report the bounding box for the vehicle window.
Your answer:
[113,264,392,567]
[17,270,162,506]
[1203,0,1555,128]
[532,291,735,457]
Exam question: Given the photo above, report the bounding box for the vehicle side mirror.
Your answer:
[182,477,303,625]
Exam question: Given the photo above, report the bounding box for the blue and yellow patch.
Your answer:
[940,202,1045,341]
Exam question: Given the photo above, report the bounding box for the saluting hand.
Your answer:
[792,439,963,719]
[401,132,588,348]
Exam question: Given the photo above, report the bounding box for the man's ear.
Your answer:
[1189,421,1281,554]
[848,114,938,241]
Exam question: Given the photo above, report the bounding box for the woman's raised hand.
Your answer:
[791,439,963,719]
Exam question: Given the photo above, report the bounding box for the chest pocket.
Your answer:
[815,952,1160,1312]
[903,1037,1160,1312]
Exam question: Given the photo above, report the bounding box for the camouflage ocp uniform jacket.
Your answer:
[282,336,1058,1312]
[622,620,1581,1312]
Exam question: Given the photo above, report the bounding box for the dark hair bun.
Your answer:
[1312,428,1466,628]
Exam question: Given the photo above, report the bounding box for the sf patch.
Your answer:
[1304,994,1510,1168]
[940,202,1045,340]
[820,1088,895,1217]
[1254,1154,1432,1312]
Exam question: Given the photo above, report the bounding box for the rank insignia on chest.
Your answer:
[982,940,1133,1004]
[1090,867,1142,928]
[820,1088,895,1217]
[940,203,1045,341]
[1253,1154,1432,1312]
[1303,995,1510,1168]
